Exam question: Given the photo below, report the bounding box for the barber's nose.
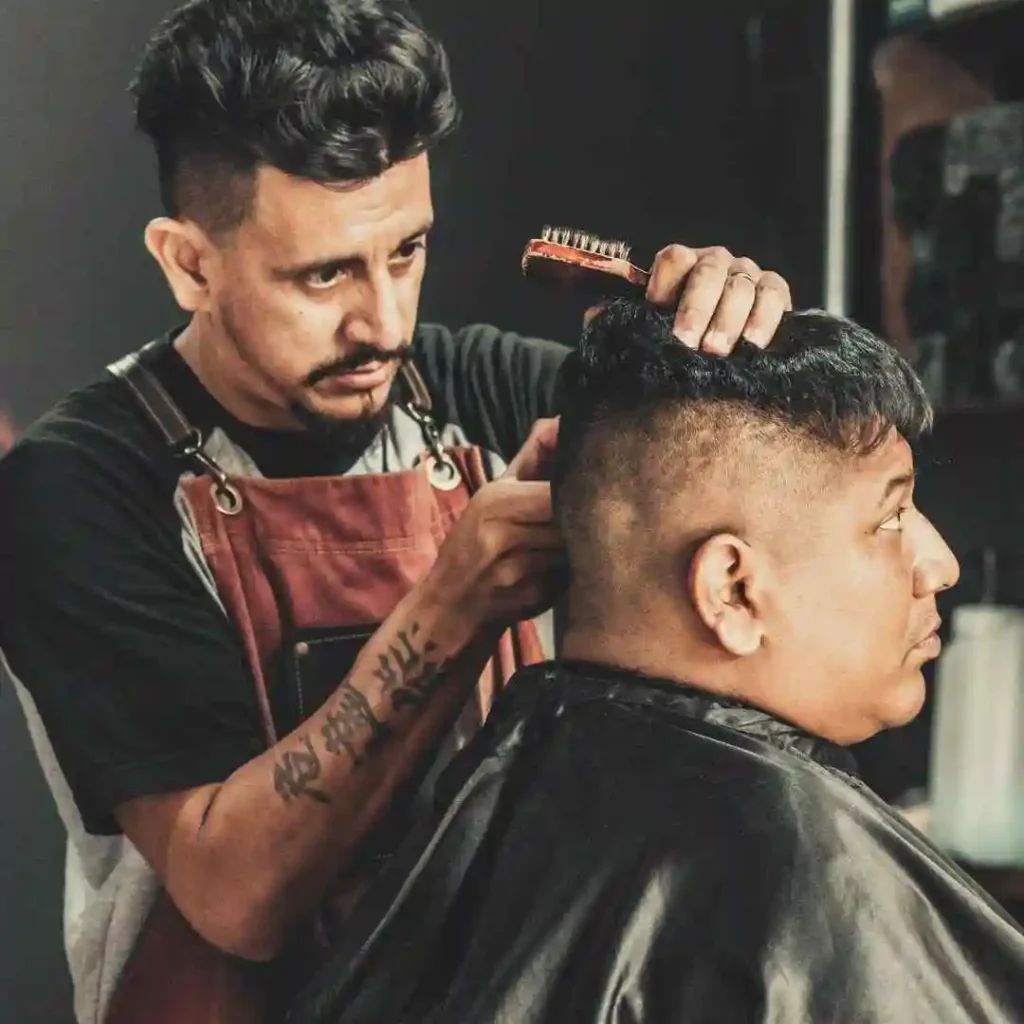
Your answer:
[347,276,405,352]
[913,513,961,597]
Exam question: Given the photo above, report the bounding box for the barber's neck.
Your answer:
[176,316,303,431]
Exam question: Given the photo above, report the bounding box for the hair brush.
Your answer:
[521,225,650,299]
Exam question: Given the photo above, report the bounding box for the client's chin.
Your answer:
[876,671,929,733]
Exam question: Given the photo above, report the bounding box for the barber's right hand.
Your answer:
[504,417,559,483]
[426,423,565,631]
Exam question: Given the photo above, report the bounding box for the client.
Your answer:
[289,301,1024,1023]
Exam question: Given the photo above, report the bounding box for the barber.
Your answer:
[0,1,791,1022]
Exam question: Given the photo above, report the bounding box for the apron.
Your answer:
[103,343,546,1024]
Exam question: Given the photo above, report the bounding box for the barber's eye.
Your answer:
[306,265,344,289]
[879,507,909,532]
[394,239,426,262]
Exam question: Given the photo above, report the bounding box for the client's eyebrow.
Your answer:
[877,471,915,507]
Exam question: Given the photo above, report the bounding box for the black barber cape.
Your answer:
[289,662,1024,1024]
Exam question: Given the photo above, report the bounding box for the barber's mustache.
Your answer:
[304,342,412,388]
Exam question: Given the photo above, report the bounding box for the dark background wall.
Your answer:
[0,2,830,1019]
[1,7,180,1019]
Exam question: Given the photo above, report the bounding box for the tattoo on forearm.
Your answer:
[273,735,330,804]
[321,683,389,764]
[372,622,448,712]
[272,620,455,802]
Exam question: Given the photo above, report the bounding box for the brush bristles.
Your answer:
[539,225,632,262]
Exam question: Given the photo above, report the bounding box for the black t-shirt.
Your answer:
[0,322,567,835]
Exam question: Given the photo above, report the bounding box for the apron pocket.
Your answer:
[273,623,460,887]
[274,622,443,858]
[275,623,377,735]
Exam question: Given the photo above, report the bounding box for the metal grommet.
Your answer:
[421,453,462,492]
[211,480,244,515]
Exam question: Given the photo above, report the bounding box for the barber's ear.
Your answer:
[687,534,766,656]
[144,217,215,313]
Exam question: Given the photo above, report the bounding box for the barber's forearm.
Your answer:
[171,577,487,960]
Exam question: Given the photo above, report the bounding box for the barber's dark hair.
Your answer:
[552,299,931,506]
[131,0,458,232]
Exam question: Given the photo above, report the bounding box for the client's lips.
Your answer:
[910,616,943,656]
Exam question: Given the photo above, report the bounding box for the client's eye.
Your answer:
[879,507,908,532]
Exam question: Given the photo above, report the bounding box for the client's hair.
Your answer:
[132,0,458,234]
[552,301,932,612]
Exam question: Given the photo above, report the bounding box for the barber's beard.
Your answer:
[217,300,413,451]
[289,342,413,453]
[288,382,397,454]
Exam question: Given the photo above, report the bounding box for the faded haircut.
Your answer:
[551,300,932,601]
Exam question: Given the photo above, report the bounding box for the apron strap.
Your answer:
[110,341,458,493]
[398,361,434,414]
[108,343,244,514]
[399,362,445,454]
[111,344,445,455]
[108,342,198,450]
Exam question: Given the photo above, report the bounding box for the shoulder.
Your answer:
[0,366,187,580]
[410,323,569,457]
[412,321,569,387]
[0,364,263,834]
[5,366,178,491]
[413,321,569,356]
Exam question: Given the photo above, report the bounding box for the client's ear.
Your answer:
[688,534,766,656]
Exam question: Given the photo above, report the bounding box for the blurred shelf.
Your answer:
[885,0,1024,97]
[889,0,1022,33]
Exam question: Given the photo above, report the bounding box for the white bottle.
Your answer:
[929,604,1024,866]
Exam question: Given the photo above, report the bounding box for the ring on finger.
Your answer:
[728,271,758,286]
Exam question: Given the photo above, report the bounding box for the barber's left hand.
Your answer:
[650,244,791,353]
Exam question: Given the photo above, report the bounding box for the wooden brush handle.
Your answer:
[521,238,650,295]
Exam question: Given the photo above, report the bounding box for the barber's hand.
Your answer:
[504,417,559,482]
[585,245,792,354]
[426,421,564,631]
[648,244,792,353]
[430,478,562,629]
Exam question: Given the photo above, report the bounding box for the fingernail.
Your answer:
[744,328,767,348]
[702,331,728,354]
[676,329,700,349]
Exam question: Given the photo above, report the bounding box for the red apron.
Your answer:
[104,344,546,1024]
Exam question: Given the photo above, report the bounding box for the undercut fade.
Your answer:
[131,0,459,234]
[551,301,933,605]
[555,301,930,471]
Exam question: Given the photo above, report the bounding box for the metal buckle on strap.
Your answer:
[405,405,462,492]
[177,429,244,516]
[400,363,463,492]
[111,346,245,516]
